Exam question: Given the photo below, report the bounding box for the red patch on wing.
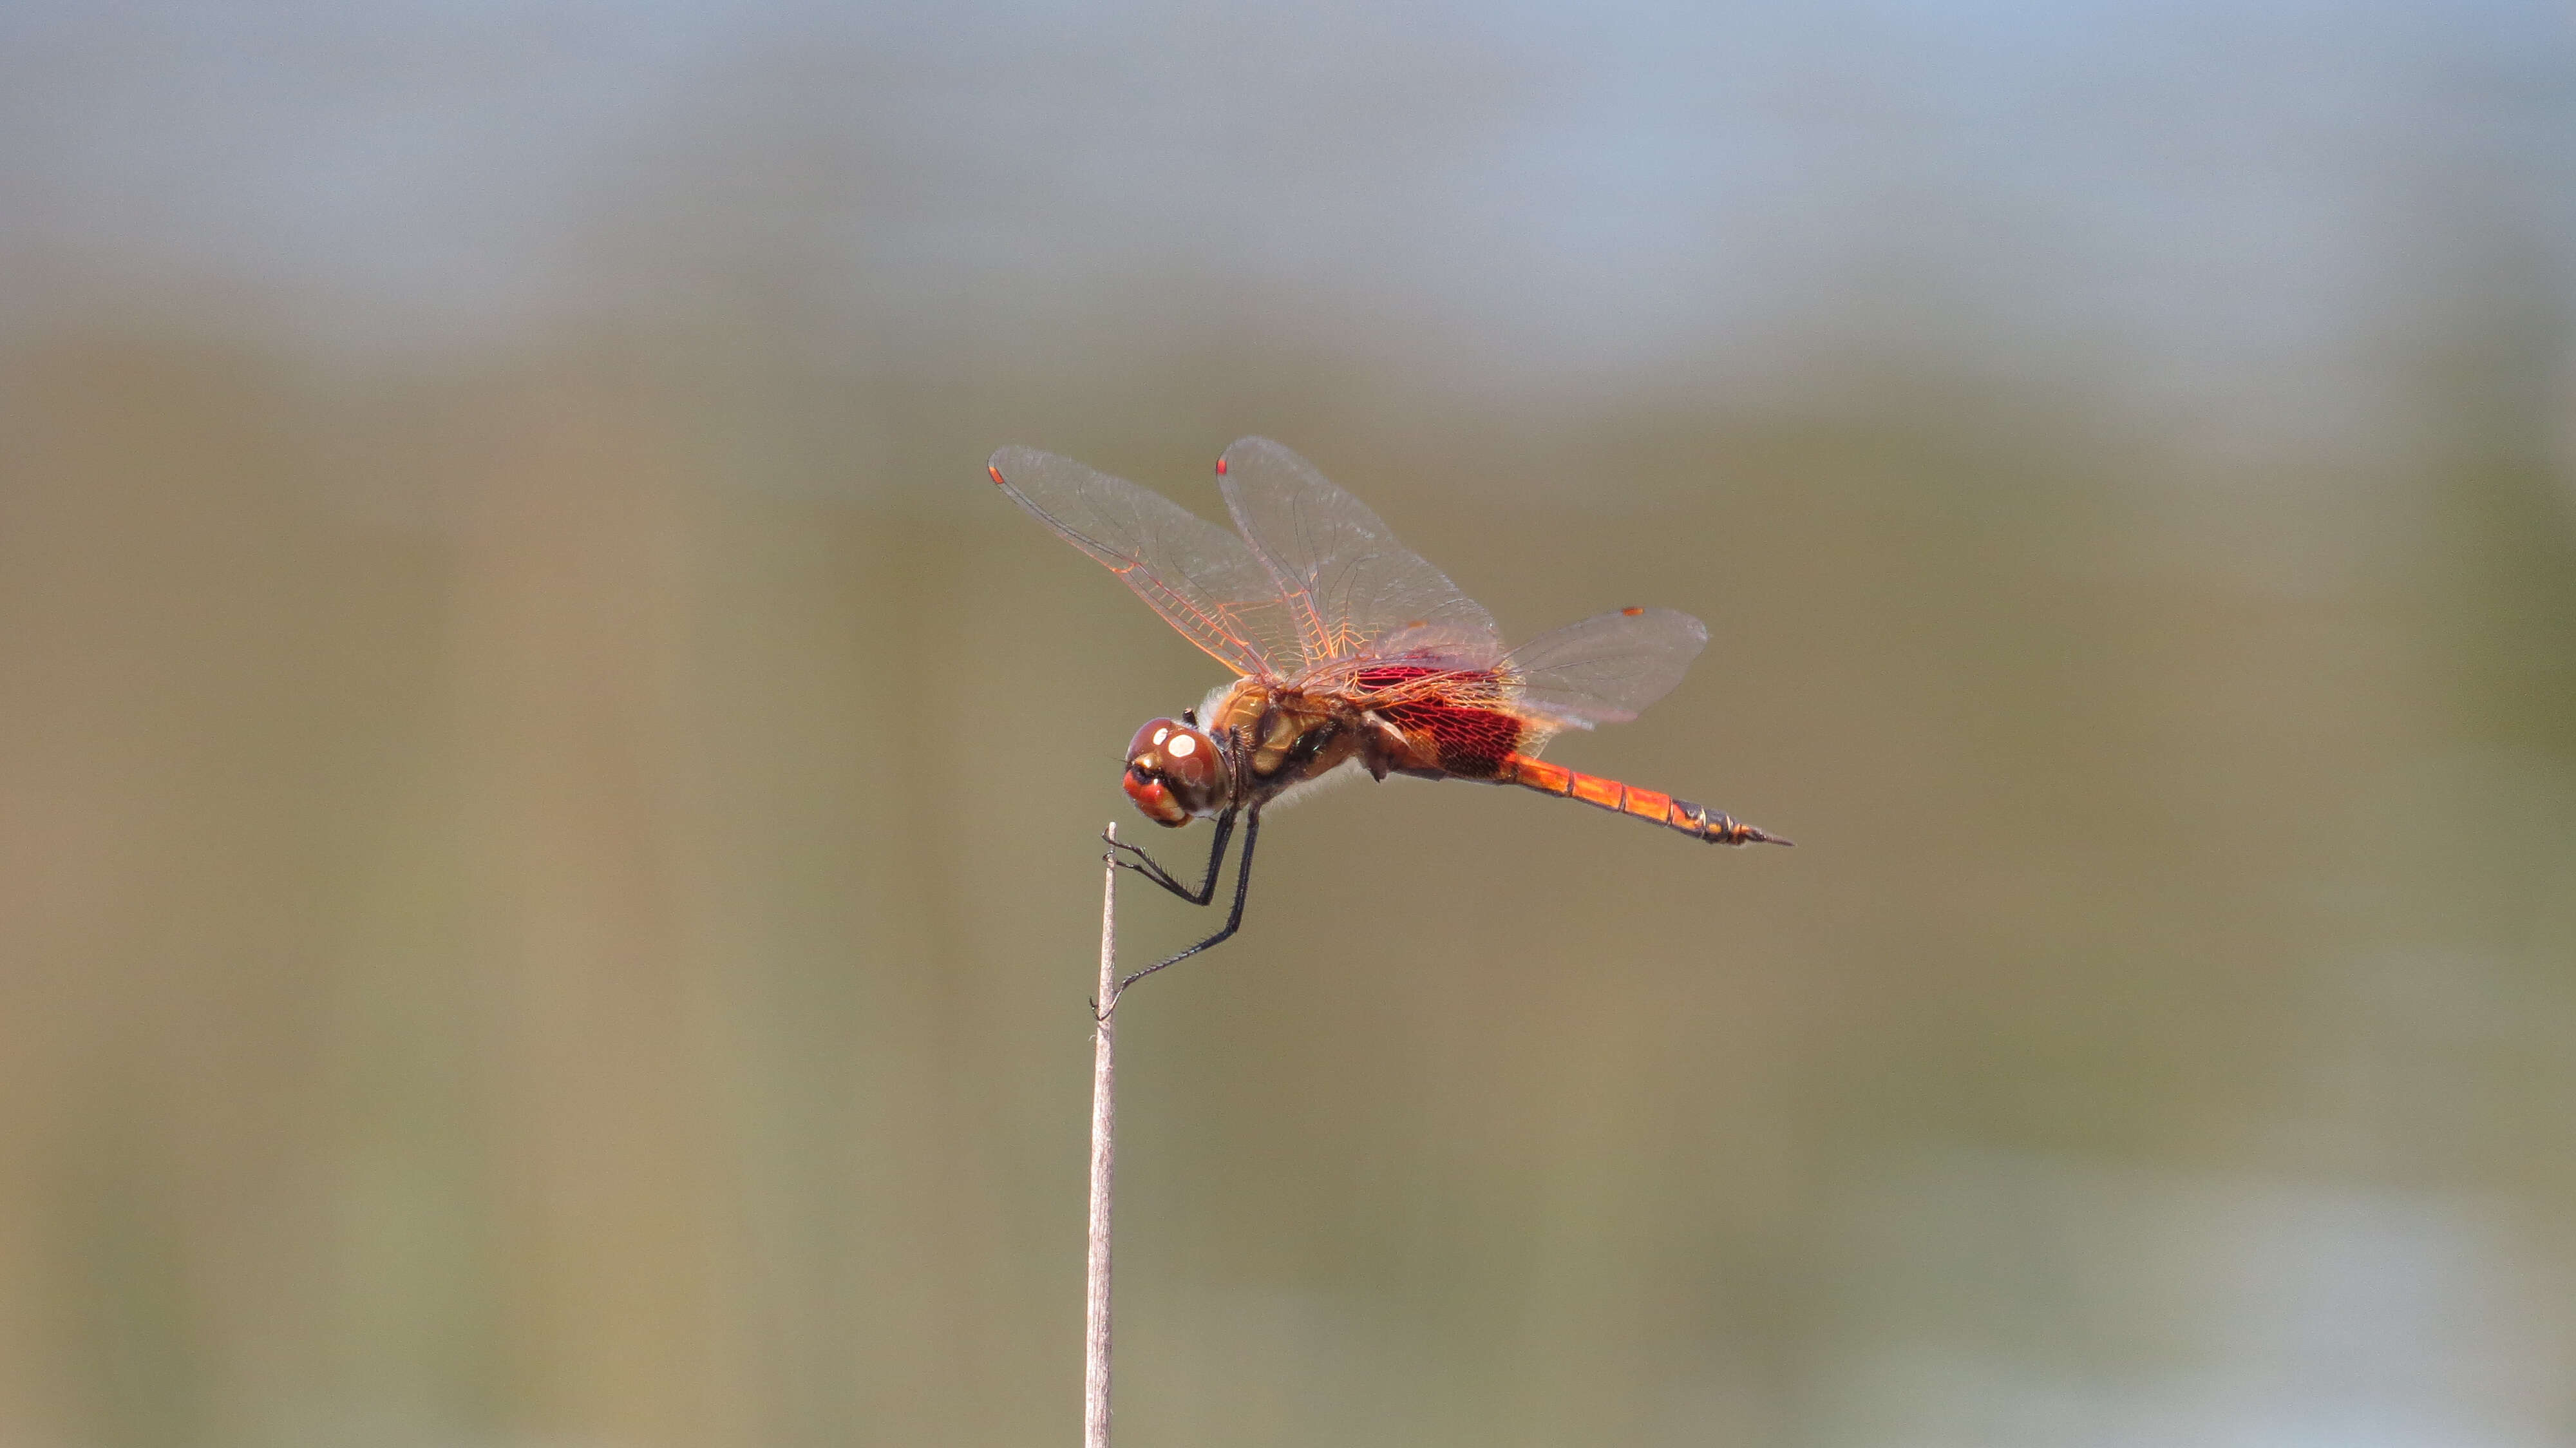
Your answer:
[1355,665,1528,779]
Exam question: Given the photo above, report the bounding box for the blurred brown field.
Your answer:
[2,5,2573,1446]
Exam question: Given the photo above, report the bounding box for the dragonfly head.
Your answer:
[1124,717,1227,826]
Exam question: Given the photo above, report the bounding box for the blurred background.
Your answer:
[3,2,2573,1445]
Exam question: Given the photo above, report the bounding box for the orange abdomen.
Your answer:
[1501,754,1789,846]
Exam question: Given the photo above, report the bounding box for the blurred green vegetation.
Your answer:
[6,307,2569,1445]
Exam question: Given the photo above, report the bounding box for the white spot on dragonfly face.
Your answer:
[1167,733,1197,758]
[1151,726,1170,747]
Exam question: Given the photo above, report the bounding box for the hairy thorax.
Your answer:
[1202,672,1504,803]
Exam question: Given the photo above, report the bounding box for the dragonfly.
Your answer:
[989,437,1788,1011]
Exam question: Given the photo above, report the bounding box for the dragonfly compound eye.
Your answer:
[1122,717,1227,826]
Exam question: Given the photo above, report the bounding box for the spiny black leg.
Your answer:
[1104,808,1235,905]
[1104,814,1224,900]
[1101,808,1260,1016]
[1101,830,1184,894]
[1102,828,1187,897]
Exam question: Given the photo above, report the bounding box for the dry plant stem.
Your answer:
[1085,823,1119,1448]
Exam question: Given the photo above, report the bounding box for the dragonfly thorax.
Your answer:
[1207,679,1385,792]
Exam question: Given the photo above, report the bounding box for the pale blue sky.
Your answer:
[3,0,2569,449]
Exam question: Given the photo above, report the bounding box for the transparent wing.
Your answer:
[1214,437,1499,671]
[989,446,1298,677]
[1502,607,1709,728]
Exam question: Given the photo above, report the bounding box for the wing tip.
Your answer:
[1609,605,1707,641]
[1215,436,1299,478]
[987,444,1040,484]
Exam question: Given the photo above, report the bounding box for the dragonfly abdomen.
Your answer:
[1501,754,1790,846]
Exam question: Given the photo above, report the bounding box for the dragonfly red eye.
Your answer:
[1124,716,1226,825]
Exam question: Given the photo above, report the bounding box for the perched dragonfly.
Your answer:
[989,437,1788,1009]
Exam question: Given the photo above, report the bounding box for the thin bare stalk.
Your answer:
[1084,824,1119,1448]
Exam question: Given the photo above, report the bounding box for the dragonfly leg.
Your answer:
[1101,830,1185,895]
[1103,809,1235,904]
[1101,808,1260,1017]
